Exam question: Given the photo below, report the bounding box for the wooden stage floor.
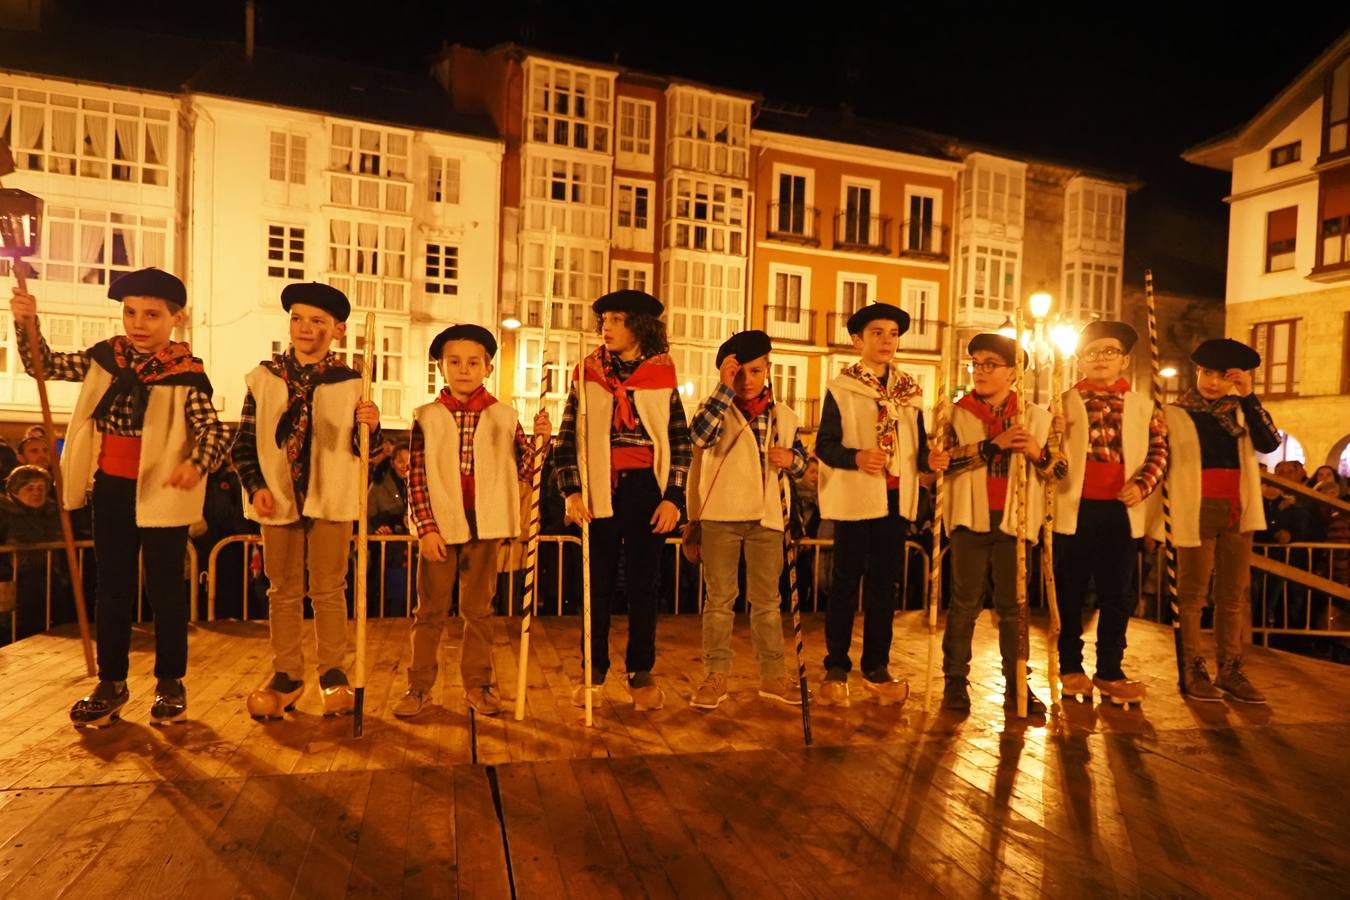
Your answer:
[1,611,1346,898]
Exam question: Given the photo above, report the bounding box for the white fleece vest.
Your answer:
[943,400,1051,545]
[579,379,672,520]
[818,372,920,522]
[241,367,364,525]
[1148,404,1265,547]
[689,403,799,531]
[414,400,522,544]
[61,363,205,527]
[1054,388,1153,538]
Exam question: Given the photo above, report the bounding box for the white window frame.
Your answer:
[833,272,877,345]
[613,178,654,251]
[424,242,459,298]
[663,253,745,343]
[771,163,816,238]
[525,153,611,238]
[522,237,607,330]
[902,186,943,253]
[960,242,1021,314]
[616,97,655,170]
[611,261,653,294]
[666,88,750,177]
[335,321,406,420]
[1062,255,1121,322]
[962,159,1025,235]
[670,343,721,416]
[771,353,810,424]
[268,131,306,185]
[899,278,940,351]
[766,261,812,342]
[663,174,746,254]
[326,217,411,313]
[839,176,882,247]
[266,224,306,280]
[527,62,614,153]
[427,155,461,204]
[15,205,168,287]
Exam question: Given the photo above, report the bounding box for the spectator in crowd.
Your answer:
[16,436,50,470]
[0,465,72,641]
[1309,465,1346,498]
[368,441,411,616]
[194,451,258,620]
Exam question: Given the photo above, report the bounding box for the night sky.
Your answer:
[50,1,1350,289]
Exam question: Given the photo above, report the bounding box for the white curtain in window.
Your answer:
[83,114,108,160]
[0,103,11,144]
[113,222,136,267]
[79,223,105,283]
[357,222,378,275]
[50,109,76,172]
[141,231,165,269]
[114,117,138,162]
[48,220,75,262]
[384,226,406,278]
[18,105,42,151]
[329,220,351,272]
[144,121,167,166]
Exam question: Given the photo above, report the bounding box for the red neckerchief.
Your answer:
[957,391,1018,439]
[579,347,677,429]
[1074,377,1131,394]
[437,385,497,413]
[733,385,773,422]
[90,336,210,428]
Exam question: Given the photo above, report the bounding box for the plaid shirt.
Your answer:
[690,384,808,479]
[554,356,693,509]
[407,407,534,537]
[945,393,1055,479]
[1077,385,1169,497]
[16,320,229,475]
[230,357,381,500]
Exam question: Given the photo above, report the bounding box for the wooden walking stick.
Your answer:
[923,329,952,714]
[353,311,375,737]
[575,331,595,727]
[1043,340,1068,709]
[0,180,95,676]
[515,227,558,721]
[775,411,812,745]
[1013,302,1030,718]
[1145,270,1184,691]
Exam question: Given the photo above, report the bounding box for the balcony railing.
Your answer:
[898,219,951,261]
[832,211,891,254]
[762,304,815,344]
[767,202,821,246]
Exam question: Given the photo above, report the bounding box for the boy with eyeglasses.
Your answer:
[1052,321,1167,706]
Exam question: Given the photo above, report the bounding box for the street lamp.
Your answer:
[0,187,43,265]
[1026,293,1055,404]
[500,315,522,330]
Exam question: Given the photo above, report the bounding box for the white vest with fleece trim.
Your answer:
[943,400,1051,545]
[1053,388,1154,538]
[817,372,920,523]
[61,362,206,527]
[241,366,364,525]
[689,402,799,531]
[577,379,672,521]
[412,400,523,544]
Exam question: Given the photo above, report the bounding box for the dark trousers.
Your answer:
[824,489,908,675]
[92,472,190,681]
[585,470,664,681]
[1055,499,1137,680]
[943,513,1021,680]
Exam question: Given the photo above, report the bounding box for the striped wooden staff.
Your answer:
[575,331,595,727]
[1043,340,1067,708]
[353,311,375,737]
[514,227,558,721]
[775,409,812,745]
[923,334,952,714]
[1013,301,1030,718]
[1145,270,1184,691]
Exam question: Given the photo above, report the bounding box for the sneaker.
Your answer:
[1183,657,1224,703]
[758,674,805,706]
[393,688,428,719]
[1060,672,1094,702]
[628,672,665,711]
[817,668,850,707]
[246,672,305,719]
[70,680,129,729]
[150,678,188,724]
[319,668,355,717]
[464,684,503,716]
[941,677,971,712]
[690,672,729,710]
[1093,676,1147,707]
[1215,657,1266,704]
[1004,687,1048,717]
[861,669,910,707]
[571,680,603,708]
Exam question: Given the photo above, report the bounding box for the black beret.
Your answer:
[592,289,663,318]
[429,324,497,361]
[846,302,910,336]
[107,267,186,309]
[968,333,1023,367]
[1191,338,1261,371]
[1079,320,1138,353]
[715,330,772,368]
[281,282,351,323]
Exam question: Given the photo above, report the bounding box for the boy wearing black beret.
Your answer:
[11,267,231,727]
[392,324,550,718]
[232,282,381,720]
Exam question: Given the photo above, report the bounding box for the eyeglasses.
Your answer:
[968,360,1011,373]
[1081,347,1124,362]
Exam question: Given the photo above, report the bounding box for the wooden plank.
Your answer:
[400,766,459,900]
[287,770,374,898]
[452,765,512,899]
[346,769,413,896]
